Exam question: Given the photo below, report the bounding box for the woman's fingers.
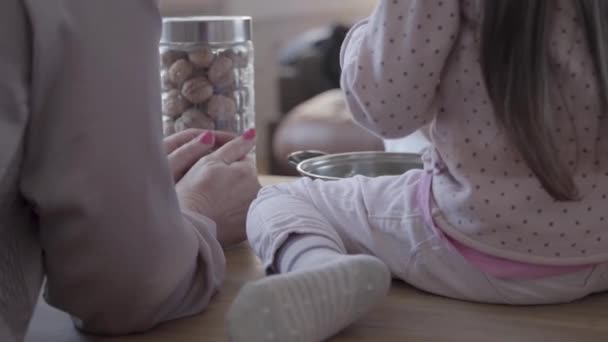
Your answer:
[165,129,248,181]
[168,131,215,182]
[163,129,205,154]
[213,131,238,147]
[164,129,237,155]
[211,128,256,165]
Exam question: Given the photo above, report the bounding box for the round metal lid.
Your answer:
[161,16,252,44]
[296,152,423,180]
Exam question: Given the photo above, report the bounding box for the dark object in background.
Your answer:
[278,24,350,115]
[271,89,385,176]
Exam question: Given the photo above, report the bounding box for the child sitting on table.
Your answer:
[227,0,608,341]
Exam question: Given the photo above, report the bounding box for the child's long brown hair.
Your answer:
[480,0,608,201]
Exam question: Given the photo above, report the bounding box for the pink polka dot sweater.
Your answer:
[340,0,608,265]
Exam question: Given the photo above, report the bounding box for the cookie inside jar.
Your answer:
[159,17,254,138]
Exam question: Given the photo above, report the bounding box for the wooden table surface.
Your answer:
[26,176,608,342]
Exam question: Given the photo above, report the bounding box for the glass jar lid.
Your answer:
[161,16,252,44]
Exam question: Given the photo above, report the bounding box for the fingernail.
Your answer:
[198,131,214,145]
[242,128,256,140]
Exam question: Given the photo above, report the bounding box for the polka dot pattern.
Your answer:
[341,0,608,262]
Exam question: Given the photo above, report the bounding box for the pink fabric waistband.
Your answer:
[417,171,591,279]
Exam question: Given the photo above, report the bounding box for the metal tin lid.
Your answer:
[294,151,423,180]
[161,16,252,44]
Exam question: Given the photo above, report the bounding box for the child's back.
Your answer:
[228,1,608,341]
[341,0,608,265]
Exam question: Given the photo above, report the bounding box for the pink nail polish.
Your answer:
[242,128,256,140]
[198,131,214,145]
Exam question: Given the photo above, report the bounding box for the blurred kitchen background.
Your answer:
[159,1,428,175]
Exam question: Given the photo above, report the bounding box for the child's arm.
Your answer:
[341,0,461,139]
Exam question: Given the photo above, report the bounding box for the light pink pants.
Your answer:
[247,171,608,304]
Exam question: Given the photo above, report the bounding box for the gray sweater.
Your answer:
[0,1,224,340]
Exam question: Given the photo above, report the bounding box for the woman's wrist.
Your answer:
[177,191,218,224]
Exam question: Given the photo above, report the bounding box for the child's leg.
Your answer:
[227,172,426,342]
[274,234,344,273]
[228,247,388,342]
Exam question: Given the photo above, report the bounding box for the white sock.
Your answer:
[227,235,391,342]
[275,235,344,273]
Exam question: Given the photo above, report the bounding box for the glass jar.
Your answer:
[159,16,254,138]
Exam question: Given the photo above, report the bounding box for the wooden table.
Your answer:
[26,176,608,341]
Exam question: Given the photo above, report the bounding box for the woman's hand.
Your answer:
[164,129,237,182]
[165,129,261,247]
